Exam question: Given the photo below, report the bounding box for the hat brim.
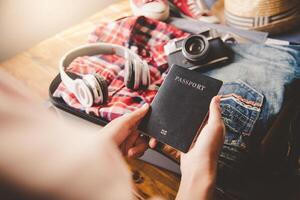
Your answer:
[212,0,300,35]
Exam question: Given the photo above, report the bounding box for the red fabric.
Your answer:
[132,0,167,7]
[170,0,212,18]
[53,16,188,122]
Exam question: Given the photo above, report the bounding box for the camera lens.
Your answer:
[182,35,209,62]
[186,38,205,55]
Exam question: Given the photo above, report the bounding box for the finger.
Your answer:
[103,104,149,145]
[149,138,158,149]
[193,96,225,152]
[101,119,132,146]
[122,103,149,127]
[130,151,145,158]
[124,130,140,153]
[127,138,148,158]
[208,95,222,125]
[208,95,226,137]
[119,143,127,156]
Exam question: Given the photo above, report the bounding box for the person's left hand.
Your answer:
[101,103,150,158]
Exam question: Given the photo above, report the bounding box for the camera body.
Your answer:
[164,29,233,71]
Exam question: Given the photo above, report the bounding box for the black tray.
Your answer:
[49,73,108,126]
[48,73,174,161]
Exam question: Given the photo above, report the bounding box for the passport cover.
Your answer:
[139,64,223,153]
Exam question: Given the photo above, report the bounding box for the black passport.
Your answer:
[139,65,223,153]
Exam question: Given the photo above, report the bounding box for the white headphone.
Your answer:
[59,43,150,108]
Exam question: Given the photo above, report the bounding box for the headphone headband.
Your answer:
[58,43,150,108]
[59,43,143,93]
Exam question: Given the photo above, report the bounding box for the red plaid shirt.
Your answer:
[54,16,188,121]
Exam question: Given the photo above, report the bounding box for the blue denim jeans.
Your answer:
[202,44,300,150]
[200,44,300,186]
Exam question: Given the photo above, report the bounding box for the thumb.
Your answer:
[122,103,150,126]
[194,96,225,150]
[102,103,149,145]
[207,95,222,125]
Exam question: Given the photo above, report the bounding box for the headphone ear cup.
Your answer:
[124,53,135,90]
[82,75,98,103]
[141,61,150,88]
[94,74,108,104]
[124,51,150,90]
[133,58,142,90]
[83,74,108,105]
[74,78,94,107]
[65,71,81,80]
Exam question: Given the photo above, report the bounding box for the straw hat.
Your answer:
[212,0,300,35]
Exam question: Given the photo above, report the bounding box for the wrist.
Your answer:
[181,167,216,190]
[177,173,216,200]
[177,161,217,200]
[181,157,217,182]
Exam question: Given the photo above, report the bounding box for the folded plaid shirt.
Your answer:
[54,16,188,121]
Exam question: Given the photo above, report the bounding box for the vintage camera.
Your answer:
[164,29,233,71]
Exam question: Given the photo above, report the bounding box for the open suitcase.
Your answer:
[49,71,300,199]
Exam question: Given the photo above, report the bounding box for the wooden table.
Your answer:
[0,0,180,199]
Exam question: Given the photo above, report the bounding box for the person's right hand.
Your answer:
[176,96,225,200]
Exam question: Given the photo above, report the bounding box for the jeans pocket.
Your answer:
[219,80,264,137]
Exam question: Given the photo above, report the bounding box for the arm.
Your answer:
[0,73,150,200]
[176,96,225,200]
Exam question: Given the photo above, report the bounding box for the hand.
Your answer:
[181,96,225,176]
[176,96,225,200]
[101,103,150,158]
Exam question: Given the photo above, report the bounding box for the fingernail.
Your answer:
[142,103,149,109]
[215,95,221,103]
[128,149,135,157]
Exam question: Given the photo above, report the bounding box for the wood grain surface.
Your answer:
[0,0,180,199]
